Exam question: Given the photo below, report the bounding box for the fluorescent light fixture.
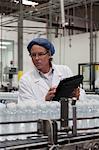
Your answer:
[65,22,69,26]
[0,41,12,45]
[23,0,38,6]
[0,46,7,49]
[13,0,38,6]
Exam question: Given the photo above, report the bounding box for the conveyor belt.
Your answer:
[1,132,99,149]
[0,137,48,149]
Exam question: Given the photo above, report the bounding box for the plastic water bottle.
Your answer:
[0,103,6,141]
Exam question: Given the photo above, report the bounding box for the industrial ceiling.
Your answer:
[0,0,99,33]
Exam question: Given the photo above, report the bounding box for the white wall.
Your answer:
[52,32,90,75]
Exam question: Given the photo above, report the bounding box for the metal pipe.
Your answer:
[60,98,69,128]
[60,0,65,28]
[84,0,88,32]
[47,0,53,40]
[0,14,3,86]
[90,0,93,63]
[18,0,23,80]
[72,100,77,136]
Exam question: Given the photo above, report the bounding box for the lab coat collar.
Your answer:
[32,63,62,89]
[52,64,62,86]
[33,67,50,90]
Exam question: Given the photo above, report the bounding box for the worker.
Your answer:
[18,37,80,103]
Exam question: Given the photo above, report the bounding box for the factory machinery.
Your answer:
[0,94,99,150]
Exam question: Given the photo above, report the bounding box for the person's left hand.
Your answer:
[72,87,80,100]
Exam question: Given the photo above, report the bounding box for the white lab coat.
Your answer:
[18,64,73,103]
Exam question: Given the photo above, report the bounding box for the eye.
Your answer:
[38,53,45,56]
[30,51,48,58]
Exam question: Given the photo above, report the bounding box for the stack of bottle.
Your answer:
[0,91,18,104]
[0,100,60,141]
[76,94,99,132]
[0,91,99,141]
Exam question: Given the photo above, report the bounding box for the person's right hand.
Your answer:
[45,87,56,101]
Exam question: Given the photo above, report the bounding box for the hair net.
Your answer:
[27,38,55,56]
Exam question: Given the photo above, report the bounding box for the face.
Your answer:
[30,45,51,73]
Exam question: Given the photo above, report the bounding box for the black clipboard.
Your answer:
[52,75,83,101]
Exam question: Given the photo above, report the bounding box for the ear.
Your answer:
[49,56,53,61]
[48,51,52,60]
[48,53,52,58]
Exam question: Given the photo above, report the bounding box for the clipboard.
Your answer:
[52,75,83,101]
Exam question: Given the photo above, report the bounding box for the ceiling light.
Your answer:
[0,46,7,49]
[0,41,12,45]
[65,22,69,26]
[23,0,38,6]
[13,0,38,6]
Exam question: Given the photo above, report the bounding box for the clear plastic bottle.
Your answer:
[0,103,7,141]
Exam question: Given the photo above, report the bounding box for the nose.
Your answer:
[35,54,39,59]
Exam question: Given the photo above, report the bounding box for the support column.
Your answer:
[18,0,23,80]
[90,0,93,63]
[47,0,53,40]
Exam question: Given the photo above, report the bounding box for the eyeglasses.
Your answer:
[30,51,48,58]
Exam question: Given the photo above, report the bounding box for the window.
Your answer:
[0,39,14,84]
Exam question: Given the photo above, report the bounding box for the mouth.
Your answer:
[35,62,42,67]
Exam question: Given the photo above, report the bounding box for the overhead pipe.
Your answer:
[90,0,93,63]
[84,0,88,32]
[48,0,53,40]
[60,0,65,28]
[0,14,3,86]
[18,0,23,80]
